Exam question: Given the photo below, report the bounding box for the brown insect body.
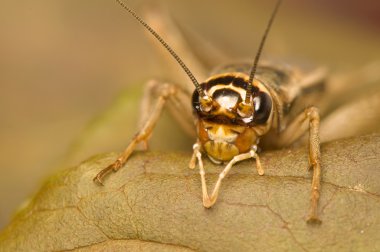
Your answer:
[95,0,325,224]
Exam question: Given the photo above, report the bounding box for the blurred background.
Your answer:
[0,0,380,229]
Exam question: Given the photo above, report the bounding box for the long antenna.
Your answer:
[115,0,205,97]
[245,0,282,103]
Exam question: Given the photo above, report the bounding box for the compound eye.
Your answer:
[191,90,202,112]
[253,92,272,124]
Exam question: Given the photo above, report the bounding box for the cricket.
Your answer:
[93,0,325,224]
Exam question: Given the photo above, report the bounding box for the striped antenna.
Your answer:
[245,0,282,103]
[115,0,205,97]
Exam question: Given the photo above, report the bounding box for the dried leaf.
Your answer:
[1,134,380,251]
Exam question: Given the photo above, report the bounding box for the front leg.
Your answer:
[191,144,263,208]
[93,80,178,185]
[277,106,322,224]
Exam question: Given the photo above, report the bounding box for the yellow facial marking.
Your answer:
[204,141,239,162]
[207,125,238,143]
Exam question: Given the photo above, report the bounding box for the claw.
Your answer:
[93,176,104,186]
[189,156,197,169]
[306,215,322,225]
[189,162,196,169]
[93,163,115,186]
[203,196,214,208]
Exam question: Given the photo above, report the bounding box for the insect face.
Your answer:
[192,73,273,163]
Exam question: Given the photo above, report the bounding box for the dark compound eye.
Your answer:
[191,90,201,112]
[252,92,272,124]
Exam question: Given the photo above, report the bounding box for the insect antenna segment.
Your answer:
[245,0,282,104]
[115,0,206,98]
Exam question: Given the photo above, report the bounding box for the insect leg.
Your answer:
[192,144,261,208]
[191,143,211,205]
[93,80,178,185]
[277,106,322,224]
[188,142,199,170]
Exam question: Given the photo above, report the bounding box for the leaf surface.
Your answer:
[1,135,380,251]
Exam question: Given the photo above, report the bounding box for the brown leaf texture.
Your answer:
[1,134,380,252]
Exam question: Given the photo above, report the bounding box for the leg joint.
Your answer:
[305,106,320,120]
[146,81,178,99]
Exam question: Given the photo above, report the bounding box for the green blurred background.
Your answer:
[1,0,379,229]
